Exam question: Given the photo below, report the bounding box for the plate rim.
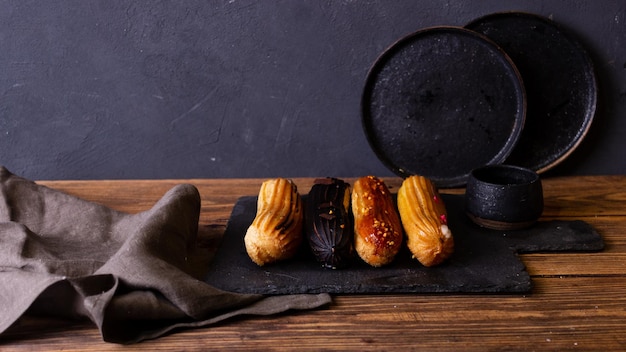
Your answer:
[465,11,598,174]
[361,25,526,188]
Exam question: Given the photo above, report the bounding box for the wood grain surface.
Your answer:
[1,176,625,351]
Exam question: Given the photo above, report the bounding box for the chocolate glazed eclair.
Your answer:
[305,178,354,269]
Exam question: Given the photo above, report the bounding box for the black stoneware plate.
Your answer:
[361,26,526,188]
[466,12,597,173]
[204,194,603,295]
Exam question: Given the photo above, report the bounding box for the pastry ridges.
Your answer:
[397,175,454,267]
[305,177,353,269]
[244,178,304,266]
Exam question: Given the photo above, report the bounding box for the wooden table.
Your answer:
[1,176,625,351]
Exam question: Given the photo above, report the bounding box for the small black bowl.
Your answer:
[465,164,543,230]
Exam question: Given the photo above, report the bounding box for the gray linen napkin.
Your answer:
[0,166,331,344]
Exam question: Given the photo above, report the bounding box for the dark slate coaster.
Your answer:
[204,195,603,295]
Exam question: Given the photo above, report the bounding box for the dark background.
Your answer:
[1,1,624,181]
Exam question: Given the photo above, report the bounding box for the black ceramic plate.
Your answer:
[466,12,597,173]
[362,26,526,188]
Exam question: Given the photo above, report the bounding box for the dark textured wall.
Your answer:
[1,1,624,180]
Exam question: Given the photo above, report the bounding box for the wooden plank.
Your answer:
[520,216,626,276]
[34,177,626,277]
[1,176,619,350]
[37,175,626,217]
[1,277,625,351]
[37,176,626,275]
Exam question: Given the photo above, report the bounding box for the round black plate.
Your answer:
[362,26,526,188]
[466,12,597,173]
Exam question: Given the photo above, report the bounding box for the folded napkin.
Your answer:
[0,167,331,344]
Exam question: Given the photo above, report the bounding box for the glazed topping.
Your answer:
[352,176,403,266]
[305,178,354,269]
[253,178,302,235]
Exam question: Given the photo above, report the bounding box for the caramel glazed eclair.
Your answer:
[244,178,304,266]
[351,176,403,267]
[397,175,454,267]
[305,177,354,269]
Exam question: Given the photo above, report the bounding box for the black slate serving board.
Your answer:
[205,194,603,294]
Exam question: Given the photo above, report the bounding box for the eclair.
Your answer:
[397,175,454,267]
[305,177,354,269]
[244,178,304,266]
[351,176,403,267]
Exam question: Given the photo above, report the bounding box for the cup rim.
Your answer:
[469,164,539,187]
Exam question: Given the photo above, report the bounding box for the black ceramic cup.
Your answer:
[465,164,543,230]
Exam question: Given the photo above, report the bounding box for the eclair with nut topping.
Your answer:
[351,176,403,267]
